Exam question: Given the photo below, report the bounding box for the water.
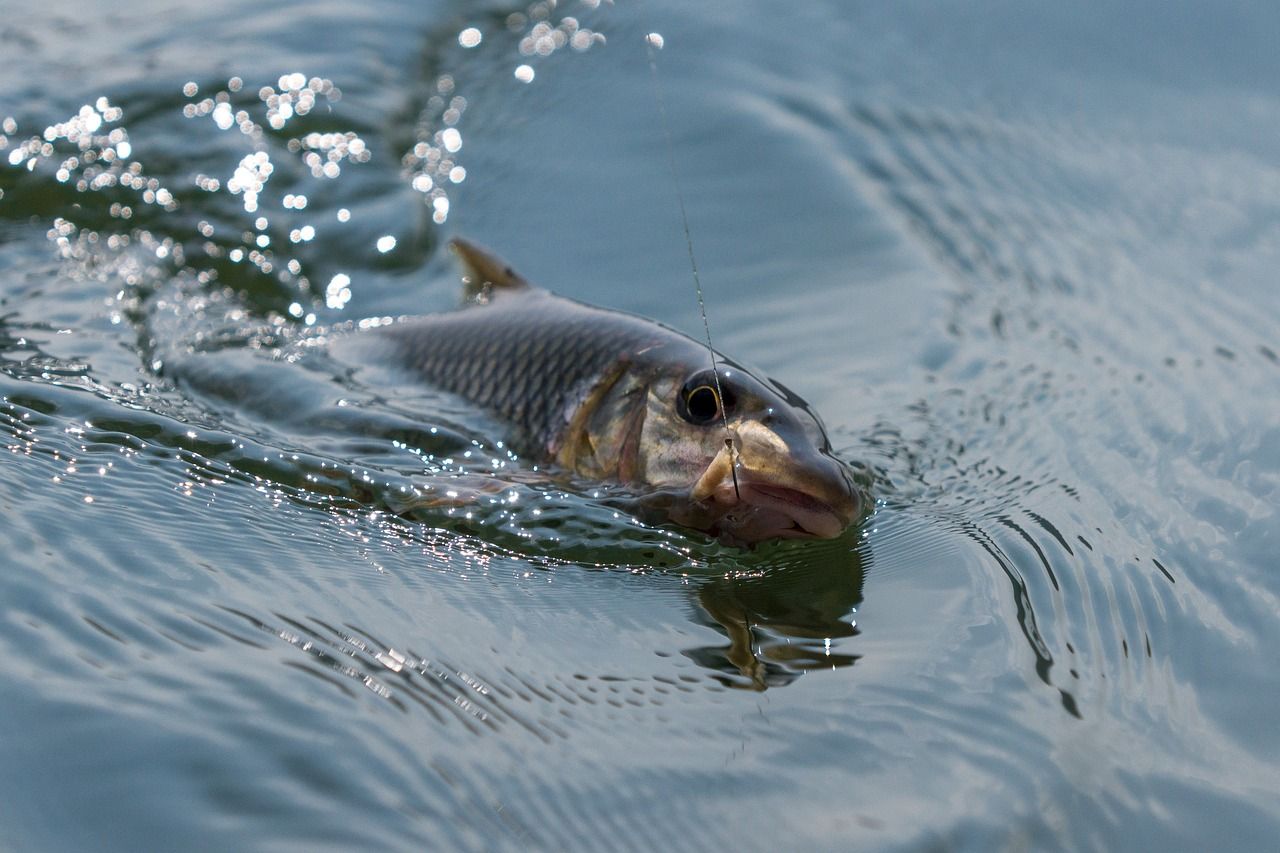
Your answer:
[2,1,1278,850]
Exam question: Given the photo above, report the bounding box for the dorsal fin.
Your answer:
[450,237,530,301]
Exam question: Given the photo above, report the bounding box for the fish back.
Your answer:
[379,291,688,455]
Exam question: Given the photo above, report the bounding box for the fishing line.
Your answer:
[643,29,741,501]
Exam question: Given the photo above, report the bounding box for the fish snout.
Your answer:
[691,421,860,542]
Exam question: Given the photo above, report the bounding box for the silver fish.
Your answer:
[353,238,863,544]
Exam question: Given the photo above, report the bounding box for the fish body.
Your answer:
[360,239,862,544]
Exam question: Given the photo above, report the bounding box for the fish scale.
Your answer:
[380,290,683,456]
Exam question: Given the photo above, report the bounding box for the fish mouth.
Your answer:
[741,482,847,539]
[684,426,860,544]
[692,470,854,543]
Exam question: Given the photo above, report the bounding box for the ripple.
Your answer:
[4,1,1280,849]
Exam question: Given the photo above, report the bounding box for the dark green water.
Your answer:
[2,1,1278,850]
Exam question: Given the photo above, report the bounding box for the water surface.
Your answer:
[2,1,1278,850]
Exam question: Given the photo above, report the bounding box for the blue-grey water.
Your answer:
[2,1,1278,850]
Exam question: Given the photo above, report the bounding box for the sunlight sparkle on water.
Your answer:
[325,273,352,309]
[227,151,273,212]
[4,98,177,215]
[403,81,471,222]
[402,4,612,226]
[518,15,605,59]
[212,102,234,130]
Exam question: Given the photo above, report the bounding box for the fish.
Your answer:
[349,238,863,545]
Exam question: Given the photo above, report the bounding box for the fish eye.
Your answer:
[687,385,720,422]
[678,370,733,425]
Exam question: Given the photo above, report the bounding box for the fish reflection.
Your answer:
[209,537,867,744]
[684,532,866,690]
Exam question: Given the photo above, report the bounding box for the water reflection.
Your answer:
[211,602,713,744]
[198,537,868,743]
[687,535,865,689]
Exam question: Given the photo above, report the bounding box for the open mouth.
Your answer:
[687,443,858,543]
[736,482,846,540]
[689,479,849,543]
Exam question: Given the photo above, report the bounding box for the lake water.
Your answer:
[2,1,1278,850]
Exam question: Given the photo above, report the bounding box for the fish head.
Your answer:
[635,360,863,544]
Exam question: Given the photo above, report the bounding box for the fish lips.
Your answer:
[698,476,857,543]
